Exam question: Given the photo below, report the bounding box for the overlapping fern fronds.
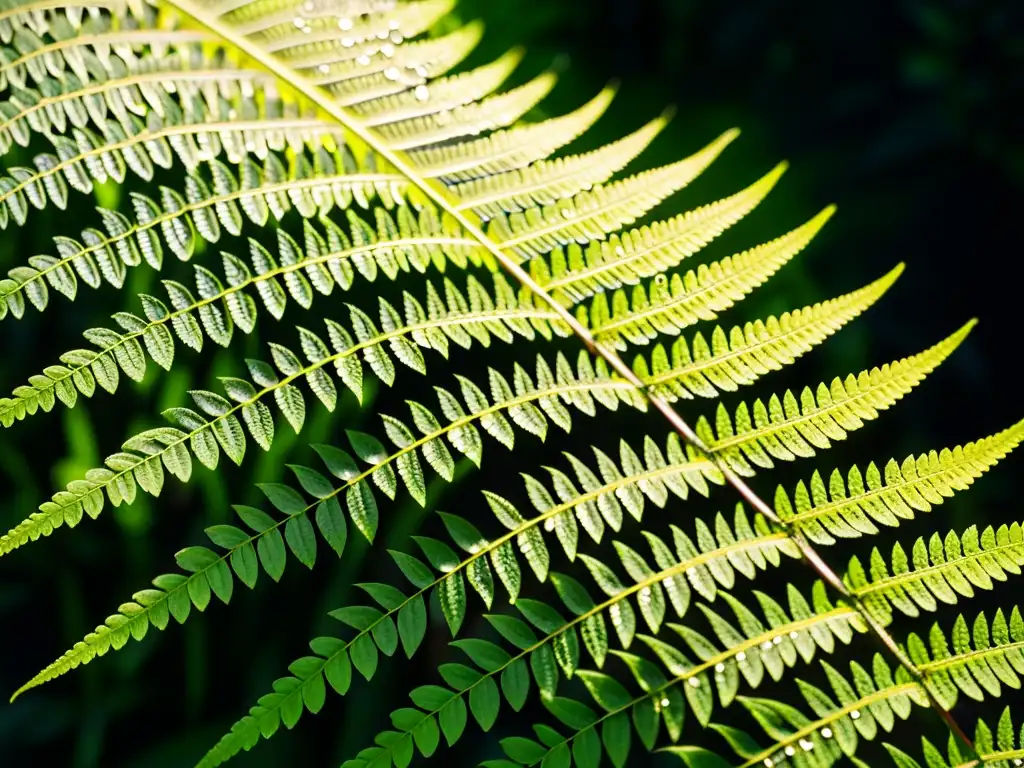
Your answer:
[0,1,1019,767]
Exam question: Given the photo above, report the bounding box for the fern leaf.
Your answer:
[246,0,456,61]
[700,322,975,475]
[354,45,522,122]
[850,520,1024,622]
[909,608,1024,708]
[536,162,787,305]
[413,84,616,181]
[490,129,738,261]
[309,21,484,107]
[377,65,554,148]
[453,113,669,218]
[635,265,901,401]
[777,418,1024,545]
[585,206,838,349]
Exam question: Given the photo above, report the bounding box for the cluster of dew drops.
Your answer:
[287,0,433,103]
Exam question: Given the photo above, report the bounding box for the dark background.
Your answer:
[1,1,1022,766]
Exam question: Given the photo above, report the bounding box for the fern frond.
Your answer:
[699,322,975,475]
[635,265,901,401]
[1,3,1010,765]
[776,418,1024,545]
[453,113,669,219]
[0,273,561,556]
[850,520,1024,622]
[0,215,483,425]
[586,205,837,349]
[534,162,787,305]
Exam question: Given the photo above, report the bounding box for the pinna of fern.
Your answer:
[0,0,1019,767]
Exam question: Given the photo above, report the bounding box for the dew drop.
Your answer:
[763,760,773,768]
[736,651,746,661]
[342,37,355,47]
[414,84,430,101]
[660,697,670,707]
[715,663,726,673]
[799,739,814,752]
[293,15,306,28]
[789,631,799,639]
[338,16,353,30]
[390,31,404,44]
[773,636,782,645]
[688,677,700,688]
[318,64,330,74]
[784,747,795,757]
[384,66,400,81]
[302,0,314,11]
[357,54,371,66]
[381,43,395,57]
[762,640,773,650]
[544,519,555,532]
[850,710,861,720]
[821,727,833,739]
[415,65,429,77]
